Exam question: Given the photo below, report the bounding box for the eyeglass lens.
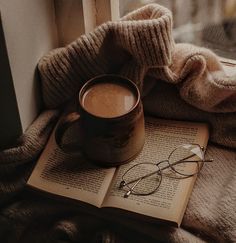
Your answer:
[122,163,162,196]
[168,144,204,176]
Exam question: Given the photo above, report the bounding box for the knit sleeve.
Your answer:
[156,43,236,112]
[38,4,175,109]
[118,3,174,67]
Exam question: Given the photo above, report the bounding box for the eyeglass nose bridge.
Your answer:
[156,159,169,168]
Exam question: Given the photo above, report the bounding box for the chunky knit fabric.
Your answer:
[38,4,236,114]
[150,43,236,112]
[0,3,236,243]
[37,4,236,148]
[38,4,174,108]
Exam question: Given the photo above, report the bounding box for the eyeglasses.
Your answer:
[119,143,213,198]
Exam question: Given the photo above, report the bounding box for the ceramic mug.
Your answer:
[55,74,145,167]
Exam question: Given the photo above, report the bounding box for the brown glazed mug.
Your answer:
[55,74,145,167]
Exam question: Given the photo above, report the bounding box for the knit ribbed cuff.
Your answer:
[38,4,175,109]
[116,3,174,67]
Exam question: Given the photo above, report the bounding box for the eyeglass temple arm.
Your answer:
[182,159,213,162]
[120,158,213,188]
[120,161,166,188]
[124,178,142,198]
[120,160,169,188]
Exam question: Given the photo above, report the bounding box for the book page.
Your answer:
[102,117,209,225]
[27,128,116,208]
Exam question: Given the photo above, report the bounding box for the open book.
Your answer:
[27,117,209,227]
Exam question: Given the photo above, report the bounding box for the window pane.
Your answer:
[119,0,236,60]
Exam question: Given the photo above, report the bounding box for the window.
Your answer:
[119,0,236,61]
[56,0,236,62]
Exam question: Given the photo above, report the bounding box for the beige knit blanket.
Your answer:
[0,4,235,243]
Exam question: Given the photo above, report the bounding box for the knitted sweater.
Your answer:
[38,4,236,148]
[38,4,174,108]
[0,4,235,243]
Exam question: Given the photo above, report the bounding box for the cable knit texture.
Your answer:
[37,4,236,149]
[38,4,175,108]
[38,4,236,114]
[0,4,235,243]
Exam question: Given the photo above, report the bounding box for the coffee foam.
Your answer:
[82,82,137,118]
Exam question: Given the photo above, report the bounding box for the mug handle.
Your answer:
[55,112,82,152]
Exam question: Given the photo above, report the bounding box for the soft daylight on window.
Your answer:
[119,0,236,60]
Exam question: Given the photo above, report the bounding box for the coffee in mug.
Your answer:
[55,74,145,167]
[81,82,137,118]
